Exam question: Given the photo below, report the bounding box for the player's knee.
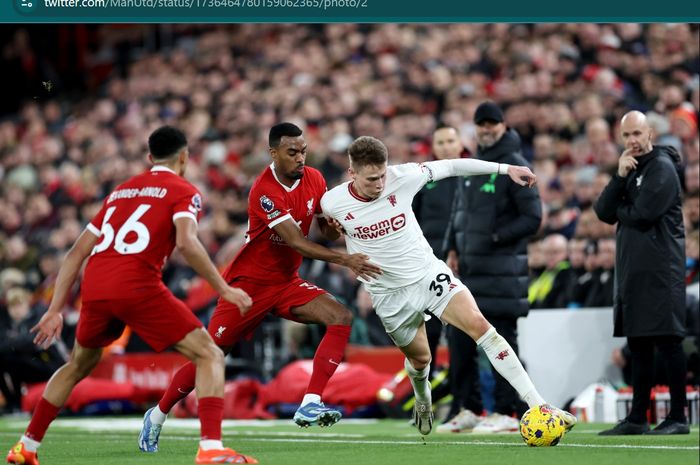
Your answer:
[201,340,225,365]
[410,354,431,370]
[326,306,352,326]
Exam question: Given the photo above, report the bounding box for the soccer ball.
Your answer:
[519,405,566,447]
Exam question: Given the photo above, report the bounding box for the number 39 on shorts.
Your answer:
[428,273,451,297]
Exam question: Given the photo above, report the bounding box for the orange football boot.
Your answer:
[6,442,39,465]
[195,447,258,464]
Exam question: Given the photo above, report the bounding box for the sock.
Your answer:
[305,325,351,396]
[404,358,431,404]
[158,362,196,414]
[149,405,167,425]
[25,397,61,443]
[19,435,40,453]
[477,327,545,408]
[199,439,224,451]
[301,393,321,407]
[198,397,224,441]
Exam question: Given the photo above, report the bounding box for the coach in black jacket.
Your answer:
[595,111,688,436]
[443,102,541,428]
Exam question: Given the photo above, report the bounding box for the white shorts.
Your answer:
[369,258,467,348]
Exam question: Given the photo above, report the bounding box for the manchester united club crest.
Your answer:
[260,195,275,213]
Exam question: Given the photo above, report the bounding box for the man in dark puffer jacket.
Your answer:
[442,101,542,433]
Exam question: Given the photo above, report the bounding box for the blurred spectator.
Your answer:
[528,234,574,309]
[683,190,700,231]
[0,288,66,413]
[686,229,700,285]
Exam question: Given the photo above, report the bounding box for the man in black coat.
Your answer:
[442,102,542,433]
[411,125,478,429]
[594,110,688,435]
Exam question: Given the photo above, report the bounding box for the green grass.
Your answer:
[1,417,698,465]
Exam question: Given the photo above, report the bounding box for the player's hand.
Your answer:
[506,165,537,187]
[617,149,638,178]
[31,311,63,350]
[222,286,253,315]
[343,253,382,280]
[326,217,346,235]
[446,250,460,275]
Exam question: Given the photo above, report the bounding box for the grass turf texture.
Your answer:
[1,417,697,465]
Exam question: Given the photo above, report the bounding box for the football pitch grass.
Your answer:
[1,417,697,465]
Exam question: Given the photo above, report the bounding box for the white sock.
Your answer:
[301,393,321,407]
[199,439,224,451]
[149,405,167,425]
[476,327,545,408]
[404,358,431,404]
[20,435,40,453]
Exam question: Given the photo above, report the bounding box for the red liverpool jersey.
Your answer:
[223,163,326,284]
[82,166,202,301]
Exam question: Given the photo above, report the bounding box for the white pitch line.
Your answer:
[5,430,695,451]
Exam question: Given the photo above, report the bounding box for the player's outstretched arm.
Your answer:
[174,217,252,314]
[32,229,98,349]
[273,219,381,280]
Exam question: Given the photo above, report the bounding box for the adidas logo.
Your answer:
[344,212,355,221]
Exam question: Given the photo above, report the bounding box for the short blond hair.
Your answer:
[6,287,31,306]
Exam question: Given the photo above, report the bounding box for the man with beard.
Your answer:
[443,102,542,433]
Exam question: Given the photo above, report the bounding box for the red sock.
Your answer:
[306,325,351,396]
[158,362,196,413]
[198,397,224,441]
[25,397,61,442]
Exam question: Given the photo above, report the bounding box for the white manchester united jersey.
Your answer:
[321,163,441,294]
[321,159,505,294]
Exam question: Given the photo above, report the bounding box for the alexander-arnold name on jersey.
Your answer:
[107,187,168,203]
[351,213,406,239]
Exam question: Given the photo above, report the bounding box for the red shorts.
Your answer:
[209,277,327,346]
[77,289,203,352]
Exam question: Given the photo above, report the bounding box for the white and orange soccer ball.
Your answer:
[519,405,566,447]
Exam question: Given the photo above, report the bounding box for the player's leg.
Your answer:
[136,290,256,455]
[396,322,434,435]
[7,343,102,465]
[171,328,257,464]
[440,288,576,431]
[131,291,257,463]
[286,292,352,427]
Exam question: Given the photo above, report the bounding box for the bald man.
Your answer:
[594,111,689,436]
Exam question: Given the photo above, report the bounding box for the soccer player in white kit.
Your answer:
[321,136,577,436]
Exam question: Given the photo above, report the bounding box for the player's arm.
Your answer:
[422,159,536,187]
[32,229,99,349]
[272,218,381,280]
[174,217,252,313]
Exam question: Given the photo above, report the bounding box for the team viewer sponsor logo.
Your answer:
[351,213,405,239]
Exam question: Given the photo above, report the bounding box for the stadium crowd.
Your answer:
[1,25,698,395]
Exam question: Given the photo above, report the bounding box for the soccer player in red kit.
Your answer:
[6,126,258,465]
[139,123,381,451]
